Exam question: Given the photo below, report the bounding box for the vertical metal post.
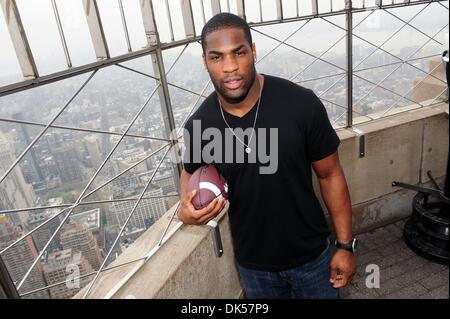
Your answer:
[275,0,283,20]
[140,0,181,191]
[164,0,175,42]
[82,0,110,59]
[0,0,39,79]
[180,0,195,38]
[0,256,20,299]
[346,0,353,128]
[51,0,72,68]
[236,0,245,20]
[118,0,132,52]
[312,0,318,15]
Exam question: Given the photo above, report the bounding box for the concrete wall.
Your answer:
[75,103,448,299]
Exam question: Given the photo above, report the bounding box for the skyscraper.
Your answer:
[0,132,37,226]
[43,248,93,299]
[12,112,44,183]
[111,187,168,231]
[60,222,102,270]
[0,215,49,299]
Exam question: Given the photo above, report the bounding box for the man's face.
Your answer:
[203,28,257,104]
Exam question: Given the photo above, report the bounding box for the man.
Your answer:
[177,13,356,299]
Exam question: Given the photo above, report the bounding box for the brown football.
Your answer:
[186,164,228,210]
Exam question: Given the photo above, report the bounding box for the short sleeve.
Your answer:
[182,119,204,174]
[305,94,340,162]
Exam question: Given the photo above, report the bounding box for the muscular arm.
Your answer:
[312,150,355,288]
[312,151,352,244]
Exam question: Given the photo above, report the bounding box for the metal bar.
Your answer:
[0,0,39,79]
[236,0,245,20]
[51,0,72,68]
[82,0,110,59]
[0,116,171,142]
[140,0,158,46]
[380,59,446,116]
[0,71,97,185]
[437,0,449,10]
[0,194,180,215]
[165,0,175,42]
[332,0,334,12]
[258,0,263,22]
[180,0,195,38]
[383,8,442,46]
[81,143,170,201]
[176,78,212,137]
[296,0,299,17]
[319,96,374,121]
[353,23,448,108]
[0,48,153,98]
[118,0,132,52]
[1,0,441,97]
[4,80,161,289]
[226,0,230,12]
[352,3,432,71]
[157,202,181,247]
[354,53,442,73]
[425,86,448,106]
[210,0,221,15]
[332,69,421,124]
[346,0,353,127]
[276,0,283,20]
[427,170,442,191]
[288,9,376,82]
[140,0,182,195]
[19,254,149,297]
[392,181,449,203]
[104,212,183,299]
[323,16,447,85]
[82,145,173,298]
[256,20,311,66]
[152,48,183,190]
[295,72,347,83]
[116,63,209,99]
[142,2,183,192]
[352,72,426,107]
[312,0,319,15]
[251,27,347,72]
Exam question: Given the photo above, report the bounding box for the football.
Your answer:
[186,164,228,210]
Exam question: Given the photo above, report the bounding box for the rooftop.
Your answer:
[343,218,449,299]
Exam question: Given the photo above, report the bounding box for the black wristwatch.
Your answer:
[334,238,358,254]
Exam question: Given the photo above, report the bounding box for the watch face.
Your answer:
[352,238,358,252]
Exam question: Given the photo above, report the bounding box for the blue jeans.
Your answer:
[237,239,339,299]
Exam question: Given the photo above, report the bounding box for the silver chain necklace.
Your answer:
[218,80,263,154]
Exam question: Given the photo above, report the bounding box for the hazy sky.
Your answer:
[0,0,448,84]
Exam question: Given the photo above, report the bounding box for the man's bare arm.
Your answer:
[312,151,352,244]
[312,151,355,288]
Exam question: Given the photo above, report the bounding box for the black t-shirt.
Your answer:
[183,74,340,271]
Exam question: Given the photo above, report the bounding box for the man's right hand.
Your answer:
[177,189,227,225]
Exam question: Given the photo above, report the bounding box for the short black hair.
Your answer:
[201,13,252,53]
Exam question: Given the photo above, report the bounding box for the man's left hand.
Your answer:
[329,249,356,288]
